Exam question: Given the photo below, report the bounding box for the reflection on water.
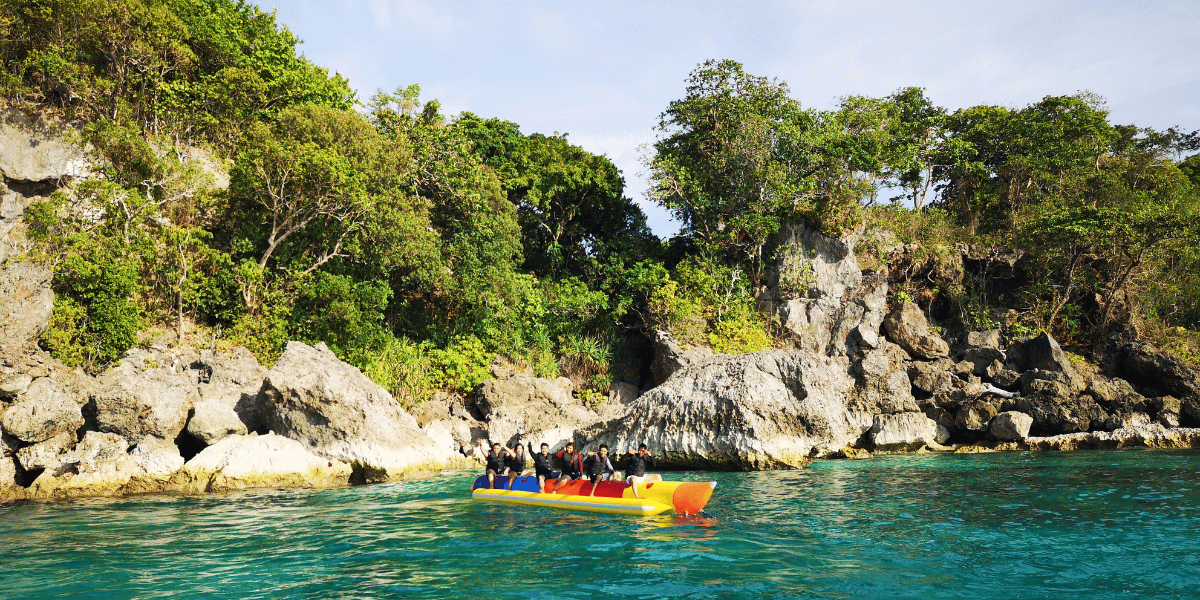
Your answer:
[3,450,1200,599]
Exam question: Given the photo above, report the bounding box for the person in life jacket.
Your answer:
[476,439,512,489]
[553,441,584,487]
[504,442,530,490]
[530,442,558,493]
[621,443,655,499]
[583,444,616,497]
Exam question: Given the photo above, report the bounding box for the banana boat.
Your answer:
[470,475,716,516]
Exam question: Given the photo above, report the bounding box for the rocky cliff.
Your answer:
[3,109,1200,504]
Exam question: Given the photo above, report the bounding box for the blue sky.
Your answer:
[255,0,1200,237]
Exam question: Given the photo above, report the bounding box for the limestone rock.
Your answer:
[1025,425,1200,451]
[963,347,1005,375]
[0,373,33,399]
[1006,333,1083,389]
[870,412,940,451]
[966,330,1002,350]
[262,341,445,482]
[909,359,955,395]
[608,381,640,406]
[1017,394,1105,434]
[0,109,88,182]
[955,399,998,432]
[766,224,886,357]
[1119,342,1200,400]
[130,435,184,477]
[193,347,267,433]
[883,301,949,359]
[474,374,599,449]
[991,369,1022,390]
[850,345,917,414]
[173,433,352,492]
[989,411,1033,441]
[1,377,84,443]
[836,447,871,460]
[15,431,74,471]
[93,362,196,441]
[0,455,19,498]
[582,350,858,470]
[0,262,54,355]
[649,330,713,386]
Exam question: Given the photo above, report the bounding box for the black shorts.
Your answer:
[563,471,581,480]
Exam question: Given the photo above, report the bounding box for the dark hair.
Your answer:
[491,442,500,448]
[540,443,549,448]
[599,444,608,451]
[638,443,647,450]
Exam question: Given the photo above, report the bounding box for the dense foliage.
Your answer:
[4,1,1198,405]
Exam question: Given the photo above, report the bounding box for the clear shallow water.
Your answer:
[3,450,1200,599]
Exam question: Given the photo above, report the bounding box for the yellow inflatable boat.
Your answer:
[470,475,716,516]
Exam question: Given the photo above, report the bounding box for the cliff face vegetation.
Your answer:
[1,2,1198,408]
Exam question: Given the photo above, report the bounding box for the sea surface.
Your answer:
[3,449,1199,599]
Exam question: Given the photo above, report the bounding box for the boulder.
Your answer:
[966,330,1002,350]
[172,433,352,492]
[26,431,144,499]
[850,344,918,414]
[0,262,54,355]
[581,350,859,470]
[1,377,84,443]
[883,301,949,359]
[963,347,1005,375]
[474,374,600,449]
[869,413,941,451]
[262,341,445,482]
[15,431,74,471]
[0,455,19,498]
[0,109,88,182]
[1006,333,1083,389]
[991,369,1022,390]
[1017,394,1105,434]
[93,362,196,441]
[909,359,955,395]
[955,399,998,433]
[193,347,267,433]
[649,330,713,386]
[130,435,184,477]
[1119,342,1200,400]
[989,411,1033,441]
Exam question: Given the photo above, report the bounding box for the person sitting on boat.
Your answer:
[477,439,512,489]
[554,442,584,486]
[584,444,616,497]
[530,442,558,493]
[621,444,655,499]
[505,442,529,490]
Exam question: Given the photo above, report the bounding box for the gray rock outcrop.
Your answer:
[649,330,713,386]
[473,373,599,450]
[93,362,197,442]
[990,411,1033,441]
[883,301,949,359]
[1,377,84,443]
[172,433,352,493]
[0,109,88,182]
[262,341,445,482]
[0,262,54,355]
[583,350,859,469]
[869,413,942,451]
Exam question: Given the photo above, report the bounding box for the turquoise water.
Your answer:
[3,450,1200,599]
